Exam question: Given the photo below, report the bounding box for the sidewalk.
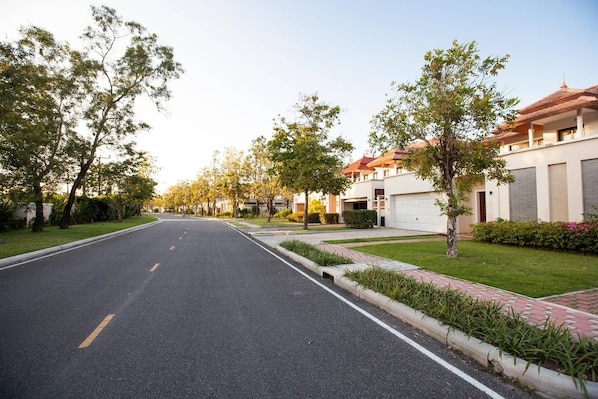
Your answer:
[249,225,598,341]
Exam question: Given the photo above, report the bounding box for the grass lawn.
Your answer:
[0,215,157,259]
[352,240,598,298]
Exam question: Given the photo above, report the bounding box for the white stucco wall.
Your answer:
[486,135,598,222]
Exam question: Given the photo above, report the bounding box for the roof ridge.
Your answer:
[519,84,592,115]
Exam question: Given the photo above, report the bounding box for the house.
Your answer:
[487,81,598,224]
[15,203,54,226]
[333,82,598,234]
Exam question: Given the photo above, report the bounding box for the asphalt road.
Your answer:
[0,215,536,398]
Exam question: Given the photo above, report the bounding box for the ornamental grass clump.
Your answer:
[279,239,353,266]
[345,266,598,393]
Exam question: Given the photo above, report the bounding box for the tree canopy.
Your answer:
[369,40,519,257]
[0,5,182,230]
[247,136,286,221]
[60,5,183,228]
[268,94,353,230]
[0,27,81,231]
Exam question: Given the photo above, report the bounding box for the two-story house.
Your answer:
[335,82,598,234]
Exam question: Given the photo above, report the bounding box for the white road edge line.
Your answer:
[238,229,505,399]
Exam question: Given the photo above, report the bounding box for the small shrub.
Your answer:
[307,212,321,223]
[471,220,598,255]
[321,213,339,224]
[308,199,326,215]
[72,196,115,224]
[342,210,377,229]
[287,211,321,223]
[288,211,304,223]
[238,208,251,218]
[0,199,21,232]
[274,208,292,218]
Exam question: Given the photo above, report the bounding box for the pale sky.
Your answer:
[2,0,597,193]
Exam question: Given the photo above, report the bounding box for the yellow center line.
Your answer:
[78,314,115,349]
[149,263,160,272]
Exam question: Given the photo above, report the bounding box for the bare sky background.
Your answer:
[3,0,597,193]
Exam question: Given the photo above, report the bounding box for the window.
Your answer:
[558,126,576,141]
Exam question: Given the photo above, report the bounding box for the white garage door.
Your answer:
[391,192,446,233]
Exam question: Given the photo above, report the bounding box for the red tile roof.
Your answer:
[367,146,410,168]
[505,83,598,130]
[342,156,376,176]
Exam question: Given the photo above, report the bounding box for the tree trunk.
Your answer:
[31,183,44,233]
[60,174,81,229]
[266,198,273,222]
[60,160,93,229]
[446,214,458,258]
[303,190,309,230]
[116,204,123,222]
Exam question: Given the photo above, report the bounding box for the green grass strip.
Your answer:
[345,266,597,392]
[351,240,598,297]
[0,215,157,259]
[279,239,353,266]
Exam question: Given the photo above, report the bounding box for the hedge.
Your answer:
[287,211,321,223]
[342,210,377,229]
[320,213,339,224]
[471,219,598,254]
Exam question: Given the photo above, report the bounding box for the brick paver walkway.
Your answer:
[316,243,598,340]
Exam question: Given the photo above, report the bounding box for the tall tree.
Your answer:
[100,151,156,221]
[60,5,183,228]
[369,40,518,257]
[219,147,249,218]
[193,165,218,216]
[268,94,354,230]
[247,136,284,221]
[0,27,82,232]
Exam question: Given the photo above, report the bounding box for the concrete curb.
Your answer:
[0,219,161,270]
[274,245,598,399]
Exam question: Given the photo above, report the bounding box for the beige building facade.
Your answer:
[334,82,598,234]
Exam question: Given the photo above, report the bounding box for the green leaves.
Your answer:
[279,239,353,266]
[369,40,519,257]
[267,94,354,197]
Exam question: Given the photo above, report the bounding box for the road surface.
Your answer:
[0,215,535,398]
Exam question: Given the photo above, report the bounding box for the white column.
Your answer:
[528,123,534,147]
[576,109,585,138]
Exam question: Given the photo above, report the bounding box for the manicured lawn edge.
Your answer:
[0,215,159,262]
